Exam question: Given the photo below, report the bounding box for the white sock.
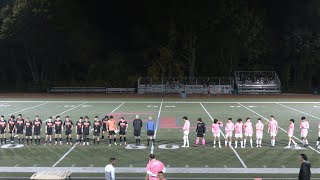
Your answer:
[305,140,308,144]
[288,142,291,146]
[256,140,258,145]
[225,140,227,146]
[183,137,186,146]
[213,141,216,145]
[244,139,246,146]
[235,141,238,147]
[240,141,243,147]
[229,141,231,147]
[186,137,189,146]
[259,139,262,145]
[218,141,221,147]
[250,139,252,146]
[317,141,319,145]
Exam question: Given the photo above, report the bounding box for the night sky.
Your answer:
[0,0,319,91]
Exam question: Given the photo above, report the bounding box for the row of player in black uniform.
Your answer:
[0,114,133,146]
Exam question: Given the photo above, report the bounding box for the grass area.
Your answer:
[0,97,319,179]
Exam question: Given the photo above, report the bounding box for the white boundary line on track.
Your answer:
[200,103,247,168]
[51,102,125,167]
[277,103,320,120]
[1,100,320,104]
[238,103,320,155]
[150,100,163,154]
[4,102,49,116]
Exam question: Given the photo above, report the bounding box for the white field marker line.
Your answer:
[238,103,320,155]
[150,100,163,154]
[200,103,247,168]
[52,102,125,167]
[5,102,49,116]
[44,102,87,123]
[276,103,320,120]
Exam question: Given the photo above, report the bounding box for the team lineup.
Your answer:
[0,113,319,149]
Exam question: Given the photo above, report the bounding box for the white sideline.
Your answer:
[150,100,163,154]
[51,102,125,167]
[238,103,320,155]
[200,103,247,168]
[0,167,320,174]
[276,103,320,120]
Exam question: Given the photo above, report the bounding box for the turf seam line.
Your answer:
[151,99,163,154]
[51,102,125,167]
[238,103,320,155]
[200,102,248,168]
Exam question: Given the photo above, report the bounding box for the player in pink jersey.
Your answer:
[234,118,244,148]
[268,115,278,148]
[255,118,264,148]
[316,123,320,148]
[286,119,297,147]
[212,119,223,148]
[300,116,309,147]
[224,118,234,147]
[146,154,166,180]
[243,117,253,148]
[181,116,190,148]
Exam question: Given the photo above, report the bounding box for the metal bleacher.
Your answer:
[137,77,234,94]
[235,71,281,94]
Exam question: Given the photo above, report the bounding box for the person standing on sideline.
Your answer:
[146,154,166,180]
[287,119,297,148]
[133,115,143,146]
[243,117,253,148]
[225,118,234,148]
[212,119,223,148]
[181,116,190,148]
[146,116,156,146]
[299,154,311,180]
[316,122,320,148]
[255,118,264,148]
[105,157,116,180]
[268,115,278,148]
[300,117,309,147]
[234,118,243,148]
[195,118,206,148]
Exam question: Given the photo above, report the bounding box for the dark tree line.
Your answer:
[0,0,320,92]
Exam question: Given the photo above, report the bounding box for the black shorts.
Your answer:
[147,130,155,136]
[119,130,126,135]
[108,131,115,135]
[83,130,89,136]
[9,128,15,134]
[0,129,5,134]
[134,130,141,136]
[34,130,40,136]
[25,130,32,136]
[318,137,320,141]
[197,132,204,138]
[93,130,100,136]
[46,129,53,135]
[77,130,83,135]
[102,126,106,131]
[55,129,62,134]
[16,129,23,134]
[65,129,72,135]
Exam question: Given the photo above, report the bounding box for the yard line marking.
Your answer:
[276,103,320,120]
[52,102,125,167]
[14,164,19,167]
[150,100,163,154]
[238,103,320,155]
[43,102,87,122]
[5,102,49,116]
[200,103,248,168]
[32,164,38,167]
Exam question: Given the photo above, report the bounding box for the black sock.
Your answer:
[27,138,29,144]
[30,139,33,144]
[120,137,122,142]
[69,138,72,143]
[135,139,138,144]
[87,138,89,143]
[18,138,20,144]
[147,139,150,145]
[97,140,100,145]
[114,138,116,143]
[94,139,96,145]
[80,138,82,143]
[102,135,104,139]
[35,139,37,144]
[109,139,111,144]
[124,137,126,142]
[55,138,57,142]
[60,138,62,142]
[76,139,78,143]
[1,138,2,144]
[4,138,6,144]
[38,139,40,144]
[66,137,69,142]
[152,139,155,145]
[138,139,140,145]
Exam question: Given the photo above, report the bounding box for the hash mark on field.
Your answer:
[14,164,19,167]
[281,165,286,168]
[224,165,228,168]
[129,164,133,167]
[89,164,94,167]
[167,165,170,168]
[263,165,267,168]
[32,164,38,167]
[185,165,189,168]
[71,164,76,167]
[205,165,209,168]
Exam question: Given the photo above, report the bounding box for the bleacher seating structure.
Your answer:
[234,71,281,94]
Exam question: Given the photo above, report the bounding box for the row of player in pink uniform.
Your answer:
[180,115,318,148]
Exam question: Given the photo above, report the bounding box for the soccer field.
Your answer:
[1,96,320,179]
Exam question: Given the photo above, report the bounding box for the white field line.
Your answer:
[1,100,320,104]
[276,103,320,120]
[238,103,320,155]
[150,100,163,154]
[43,102,87,122]
[5,102,49,116]
[51,102,125,167]
[200,103,247,168]
[1,167,320,174]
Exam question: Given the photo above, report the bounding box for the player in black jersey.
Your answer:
[54,116,63,145]
[118,117,128,145]
[93,116,102,145]
[24,117,33,145]
[15,114,24,144]
[64,116,74,145]
[7,115,15,144]
[101,115,109,140]
[0,116,7,144]
[133,115,143,146]
[75,117,83,145]
[44,117,54,145]
[195,118,206,148]
[82,116,91,145]
[33,115,42,145]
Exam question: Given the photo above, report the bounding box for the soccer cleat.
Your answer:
[87,142,89,145]
[213,145,216,148]
[44,143,46,146]
[124,142,127,145]
[54,142,57,145]
[251,146,253,148]
[114,142,117,146]
[83,142,86,145]
[181,145,186,148]
[315,145,318,148]
[109,144,111,147]
[60,142,62,145]
[256,145,259,148]
[194,144,198,147]
[186,145,189,148]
